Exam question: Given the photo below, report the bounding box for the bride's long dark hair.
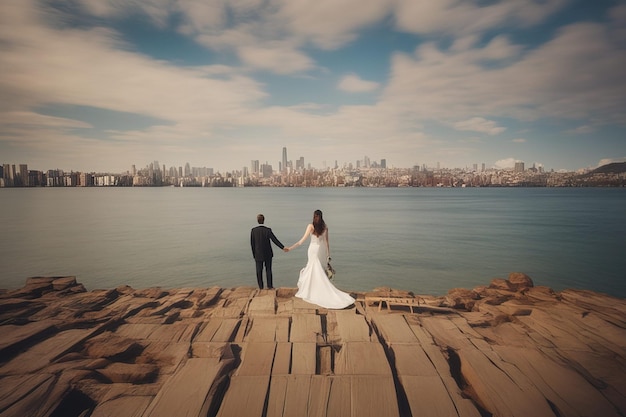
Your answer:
[312,209,326,236]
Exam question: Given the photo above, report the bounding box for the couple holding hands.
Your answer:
[250,210,354,309]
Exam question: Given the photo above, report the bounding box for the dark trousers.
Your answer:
[255,258,273,289]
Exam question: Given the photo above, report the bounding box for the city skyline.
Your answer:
[1,1,625,173]
[0,144,618,177]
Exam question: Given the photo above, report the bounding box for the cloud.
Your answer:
[598,157,626,167]
[276,0,390,49]
[393,0,568,35]
[568,125,594,134]
[381,21,626,125]
[337,74,380,93]
[238,44,315,74]
[453,117,506,135]
[494,158,520,169]
[512,138,526,143]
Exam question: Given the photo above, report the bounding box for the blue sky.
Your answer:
[1,0,625,173]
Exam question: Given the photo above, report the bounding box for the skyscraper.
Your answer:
[19,164,28,187]
[282,147,288,173]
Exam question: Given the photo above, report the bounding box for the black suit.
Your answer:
[251,225,285,289]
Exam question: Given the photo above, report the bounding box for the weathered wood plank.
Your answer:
[419,317,475,351]
[272,342,292,375]
[248,294,275,315]
[309,376,332,417]
[390,343,438,376]
[212,318,241,342]
[334,342,391,376]
[291,313,321,342]
[319,345,332,375]
[370,314,418,344]
[400,375,461,417]
[143,357,232,417]
[145,322,197,342]
[291,342,316,375]
[405,321,452,375]
[138,341,190,376]
[236,342,277,376]
[292,297,319,312]
[194,319,222,342]
[246,317,279,342]
[266,375,288,417]
[282,375,312,416]
[333,310,371,342]
[275,317,290,342]
[327,377,351,417]
[351,375,399,417]
[216,375,270,417]
[245,317,290,342]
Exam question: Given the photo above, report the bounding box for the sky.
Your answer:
[1,0,625,174]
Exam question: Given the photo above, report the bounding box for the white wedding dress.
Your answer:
[295,233,355,309]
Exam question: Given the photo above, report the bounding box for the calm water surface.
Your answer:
[1,187,625,297]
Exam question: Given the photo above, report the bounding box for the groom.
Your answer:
[251,214,288,289]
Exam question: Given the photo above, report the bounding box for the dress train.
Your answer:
[295,234,354,309]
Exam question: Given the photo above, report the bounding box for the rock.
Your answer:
[488,278,511,291]
[98,362,158,384]
[52,276,78,291]
[25,277,55,286]
[84,333,144,361]
[10,280,53,299]
[445,288,480,311]
[508,272,534,291]
[1,276,625,417]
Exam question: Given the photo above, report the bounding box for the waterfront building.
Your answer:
[261,163,273,178]
[251,160,259,175]
[19,164,28,187]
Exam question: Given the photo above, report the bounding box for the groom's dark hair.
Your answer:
[257,214,265,224]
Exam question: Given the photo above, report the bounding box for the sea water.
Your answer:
[1,187,625,297]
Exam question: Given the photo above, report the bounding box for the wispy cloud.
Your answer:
[453,117,506,135]
[337,74,380,93]
[569,125,594,134]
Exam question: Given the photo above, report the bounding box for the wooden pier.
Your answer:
[0,276,625,416]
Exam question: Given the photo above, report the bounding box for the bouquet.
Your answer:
[325,258,336,280]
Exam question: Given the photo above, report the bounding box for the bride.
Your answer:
[287,210,355,309]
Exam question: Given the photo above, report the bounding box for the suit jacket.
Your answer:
[251,225,284,261]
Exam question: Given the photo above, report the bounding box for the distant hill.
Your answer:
[590,162,626,174]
